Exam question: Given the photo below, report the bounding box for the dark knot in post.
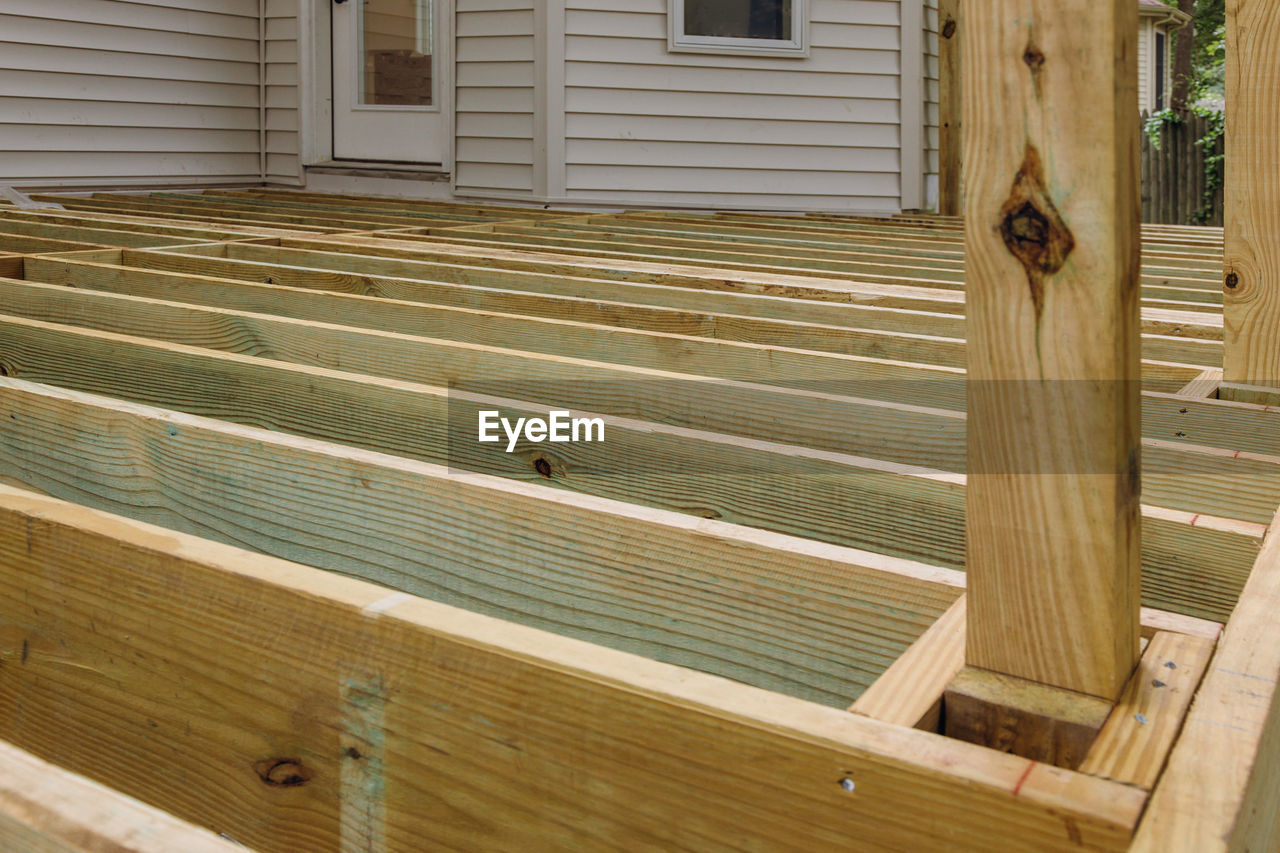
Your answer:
[998,143,1075,320]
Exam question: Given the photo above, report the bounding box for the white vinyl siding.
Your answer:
[266,0,303,184]
[0,0,263,187]
[454,0,537,196]
[922,0,939,210]
[1138,18,1151,113]
[561,0,904,211]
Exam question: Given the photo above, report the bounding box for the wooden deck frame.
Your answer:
[0,95,1275,847]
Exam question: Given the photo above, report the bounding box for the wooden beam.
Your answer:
[0,375,960,707]
[852,596,1222,733]
[0,484,1149,851]
[1132,504,1280,851]
[0,739,241,852]
[962,0,1142,699]
[1221,0,1280,389]
[937,0,962,216]
[0,313,1266,626]
[1078,630,1215,790]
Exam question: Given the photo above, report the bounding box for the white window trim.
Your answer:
[667,0,809,58]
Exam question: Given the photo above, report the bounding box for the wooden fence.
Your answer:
[1141,110,1224,226]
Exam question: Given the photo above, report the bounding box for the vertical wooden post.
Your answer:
[937,0,961,217]
[962,0,1142,701]
[1222,0,1280,390]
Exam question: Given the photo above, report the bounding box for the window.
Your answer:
[669,0,808,56]
[1154,31,1166,111]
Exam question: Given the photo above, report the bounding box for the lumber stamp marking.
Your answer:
[960,0,1142,705]
[1221,0,1280,394]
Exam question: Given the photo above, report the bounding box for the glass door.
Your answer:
[332,0,447,163]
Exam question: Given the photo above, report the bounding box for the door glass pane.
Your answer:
[360,0,433,106]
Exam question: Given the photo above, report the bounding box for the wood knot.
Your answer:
[532,457,553,478]
[1023,44,1045,71]
[998,143,1075,319]
[253,758,313,787]
[941,18,956,39]
[1225,271,1239,290]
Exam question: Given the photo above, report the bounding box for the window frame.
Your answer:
[667,0,809,58]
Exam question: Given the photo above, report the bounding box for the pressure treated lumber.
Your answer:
[1078,631,1215,790]
[943,667,1114,769]
[1222,0,1280,389]
[0,312,1265,625]
[851,597,1221,733]
[0,485,1145,852]
[0,739,241,853]
[0,377,962,706]
[962,0,1141,700]
[1132,503,1280,851]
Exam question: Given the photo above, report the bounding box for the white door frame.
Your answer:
[298,0,454,172]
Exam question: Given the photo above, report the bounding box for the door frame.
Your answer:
[298,0,455,172]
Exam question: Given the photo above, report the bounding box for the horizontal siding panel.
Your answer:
[564,10,899,50]
[266,62,299,87]
[457,137,535,164]
[564,61,897,99]
[266,130,299,154]
[0,14,258,62]
[565,139,900,172]
[456,87,535,113]
[456,35,535,63]
[2,125,258,153]
[455,9,535,37]
[0,97,259,130]
[265,38,298,64]
[811,0,899,26]
[564,37,900,75]
[566,113,900,147]
[0,69,256,108]
[458,0,532,11]
[456,163,534,191]
[2,151,260,180]
[265,0,296,16]
[266,153,300,182]
[455,112,535,138]
[566,164,900,196]
[265,15,296,40]
[566,88,899,123]
[266,108,300,132]
[456,60,537,87]
[0,41,258,86]
[0,0,258,38]
[123,0,258,14]
[558,188,900,211]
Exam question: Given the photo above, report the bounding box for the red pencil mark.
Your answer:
[1012,760,1036,796]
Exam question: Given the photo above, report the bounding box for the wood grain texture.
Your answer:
[1132,503,1280,852]
[0,309,1267,622]
[852,598,1222,733]
[939,0,962,216]
[1222,0,1280,387]
[1079,631,1215,790]
[850,595,966,730]
[944,666,1113,769]
[0,376,962,707]
[0,740,241,853]
[962,0,1142,699]
[0,485,1145,852]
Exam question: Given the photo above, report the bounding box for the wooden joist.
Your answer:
[0,484,1153,851]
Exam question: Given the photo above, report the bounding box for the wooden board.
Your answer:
[0,484,1148,852]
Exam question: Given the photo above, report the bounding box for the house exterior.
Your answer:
[1138,0,1191,114]
[0,0,1175,213]
[0,0,945,213]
